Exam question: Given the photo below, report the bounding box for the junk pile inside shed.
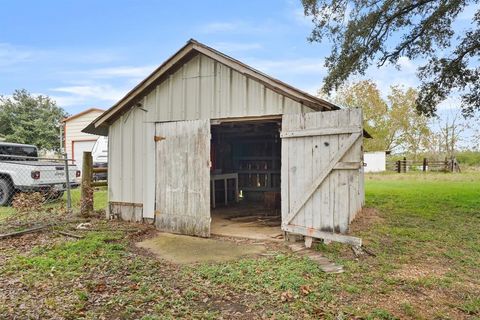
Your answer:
[209,119,283,239]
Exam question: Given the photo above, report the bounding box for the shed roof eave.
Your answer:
[82,121,108,136]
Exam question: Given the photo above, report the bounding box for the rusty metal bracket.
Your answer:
[154,135,166,142]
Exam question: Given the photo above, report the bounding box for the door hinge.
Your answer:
[154,136,166,142]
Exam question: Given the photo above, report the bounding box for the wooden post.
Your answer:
[423,158,427,172]
[81,151,93,217]
[403,157,407,173]
[304,236,313,248]
[396,160,401,173]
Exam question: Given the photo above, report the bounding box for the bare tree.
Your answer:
[436,110,467,158]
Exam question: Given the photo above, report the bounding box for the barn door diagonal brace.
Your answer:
[283,132,362,226]
[280,126,361,138]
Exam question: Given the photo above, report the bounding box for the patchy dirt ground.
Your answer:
[1,173,479,319]
[348,207,384,234]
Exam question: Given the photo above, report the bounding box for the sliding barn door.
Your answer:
[155,120,211,237]
[281,109,363,245]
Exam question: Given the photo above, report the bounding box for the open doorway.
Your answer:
[210,119,283,240]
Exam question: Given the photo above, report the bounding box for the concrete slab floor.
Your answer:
[211,202,283,241]
[136,232,266,264]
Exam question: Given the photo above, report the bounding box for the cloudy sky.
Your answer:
[0,0,477,123]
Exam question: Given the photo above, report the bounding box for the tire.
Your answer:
[0,178,13,206]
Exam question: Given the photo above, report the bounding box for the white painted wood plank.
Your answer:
[329,111,339,233]
[290,114,304,228]
[317,112,331,233]
[335,110,349,233]
[280,126,362,138]
[353,109,364,220]
[281,114,290,225]
[283,129,361,226]
[286,115,297,225]
[154,120,210,237]
[303,112,316,230]
[283,225,362,246]
[312,111,324,231]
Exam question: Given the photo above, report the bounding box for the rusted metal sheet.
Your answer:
[154,119,211,237]
[281,109,364,245]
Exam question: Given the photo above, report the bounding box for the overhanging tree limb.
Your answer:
[302,0,479,117]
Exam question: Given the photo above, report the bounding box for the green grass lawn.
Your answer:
[0,173,479,319]
[67,187,108,211]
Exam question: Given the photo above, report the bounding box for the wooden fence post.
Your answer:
[423,158,427,172]
[81,151,93,216]
[396,160,401,173]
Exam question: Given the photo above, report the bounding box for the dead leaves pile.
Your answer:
[280,285,313,303]
[12,192,45,214]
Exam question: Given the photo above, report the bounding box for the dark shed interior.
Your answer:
[209,120,283,240]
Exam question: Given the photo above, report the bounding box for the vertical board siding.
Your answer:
[108,105,156,220]
[108,52,317,222]
[150,53,313,122]
[109,120,122,202]
[281,109,363,236]
[155,120,211,237]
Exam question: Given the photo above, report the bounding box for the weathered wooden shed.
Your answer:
[84,39,365,245]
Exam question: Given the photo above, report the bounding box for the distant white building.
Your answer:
[63,108,104,169]
[364,151,386,172]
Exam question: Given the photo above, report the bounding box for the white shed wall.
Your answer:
[108,53,314,220]
[364,151,386,172]
[145,54,314,122]
[108,105,155,219]
[65,110,104,164]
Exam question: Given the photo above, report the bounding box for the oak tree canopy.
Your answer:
[302,0,480,117]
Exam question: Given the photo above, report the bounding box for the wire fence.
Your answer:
[0,153,109,235]
[0,154,82,213]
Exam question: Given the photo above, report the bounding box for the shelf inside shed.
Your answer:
[211,120,282,206]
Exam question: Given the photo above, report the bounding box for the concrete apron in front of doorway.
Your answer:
[136,232,266,264]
